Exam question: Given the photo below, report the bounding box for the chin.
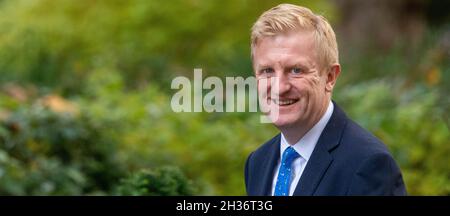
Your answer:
[270,115,298,128]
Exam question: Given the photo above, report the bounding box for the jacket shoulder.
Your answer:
[340,119,391,157]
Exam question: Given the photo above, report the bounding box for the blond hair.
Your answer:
[251,4,339,67]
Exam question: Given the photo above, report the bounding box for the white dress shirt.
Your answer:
[271,101,334,196]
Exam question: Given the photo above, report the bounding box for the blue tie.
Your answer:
[274,146,300,196]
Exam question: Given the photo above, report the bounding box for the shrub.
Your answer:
[115,167,196,196]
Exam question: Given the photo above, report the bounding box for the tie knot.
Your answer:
[282,146,299,163]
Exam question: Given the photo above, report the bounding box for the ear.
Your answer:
[325,64,341,92]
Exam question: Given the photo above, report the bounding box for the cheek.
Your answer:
[309,74,322,86]
[257,79,268,96]
[304,75,326,93]
[293,75,321,93]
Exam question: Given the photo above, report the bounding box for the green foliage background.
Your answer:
[0,0,448,195]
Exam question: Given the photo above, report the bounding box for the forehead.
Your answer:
[253,30,318,67]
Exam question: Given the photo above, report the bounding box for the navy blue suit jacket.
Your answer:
[245,102,407,195]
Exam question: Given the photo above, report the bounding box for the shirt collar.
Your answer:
[280,100,334,161]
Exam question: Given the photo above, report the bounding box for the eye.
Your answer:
[291,67,303,74]
[260,68,274,74]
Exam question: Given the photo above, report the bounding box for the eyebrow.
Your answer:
[255,62,310,70]
[255,64,272,69]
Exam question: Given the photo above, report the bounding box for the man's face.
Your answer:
[253,30,331,129]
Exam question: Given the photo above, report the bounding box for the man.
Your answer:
[245,4,407,196]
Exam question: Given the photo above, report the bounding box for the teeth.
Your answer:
[272,99,297,106]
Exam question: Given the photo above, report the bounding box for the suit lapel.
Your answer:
[258,135,280,196]
[293,102,348,195]
[293,146,333,195]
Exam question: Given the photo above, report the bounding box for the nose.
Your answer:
[275,72,291,96]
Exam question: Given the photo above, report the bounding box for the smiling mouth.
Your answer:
[271,98,299,106]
